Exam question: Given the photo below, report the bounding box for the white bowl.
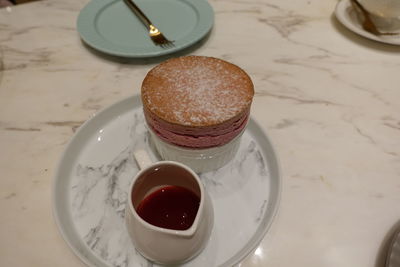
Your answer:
[359,0,400,32]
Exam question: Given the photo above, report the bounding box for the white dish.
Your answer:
[335,0,400,45]
[52,95,281,267]
[148,125,243,173]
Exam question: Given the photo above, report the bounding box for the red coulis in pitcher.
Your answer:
[135,185,200,230]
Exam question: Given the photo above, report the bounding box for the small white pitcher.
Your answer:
[125,150,214,265]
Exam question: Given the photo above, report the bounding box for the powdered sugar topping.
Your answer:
[142,56,254,126]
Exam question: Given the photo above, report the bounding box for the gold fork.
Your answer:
[123,0,174,47]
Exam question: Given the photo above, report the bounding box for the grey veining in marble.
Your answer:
[3,0,399,266]
[69,108,271,267]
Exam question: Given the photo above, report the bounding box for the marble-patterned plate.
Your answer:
[52,95,281,267]
[335,0,400,45]
[386,224,400,267]
[77,0,214,57]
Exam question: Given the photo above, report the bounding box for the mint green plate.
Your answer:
[77,0,214,57]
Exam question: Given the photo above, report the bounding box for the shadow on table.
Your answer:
[330,14,400,53]
[374,219,400,267]
[80,31,212,65]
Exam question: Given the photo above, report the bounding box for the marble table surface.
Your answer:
[1,0,400,266]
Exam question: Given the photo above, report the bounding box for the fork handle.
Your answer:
[123,0,152,28]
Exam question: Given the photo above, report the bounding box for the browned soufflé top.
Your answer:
[141,56,254,127]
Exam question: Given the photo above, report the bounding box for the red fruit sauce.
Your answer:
[135,185,200,231]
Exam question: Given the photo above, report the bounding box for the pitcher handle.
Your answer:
[133,149,153,170]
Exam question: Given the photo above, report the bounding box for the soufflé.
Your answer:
[141,56,254,171]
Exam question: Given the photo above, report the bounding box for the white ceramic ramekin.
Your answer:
[147,126,244,173]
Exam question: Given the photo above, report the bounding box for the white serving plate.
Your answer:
[52,95,281,267]
[387,224,400,267]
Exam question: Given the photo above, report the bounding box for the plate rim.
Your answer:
[386,223,400,267]
[334,0,400,45]
[76,0,214,58]
[52,95,282,267]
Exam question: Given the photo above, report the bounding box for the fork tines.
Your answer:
[152,33,174,47]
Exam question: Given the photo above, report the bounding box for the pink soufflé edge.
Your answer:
[144,108,250,149]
